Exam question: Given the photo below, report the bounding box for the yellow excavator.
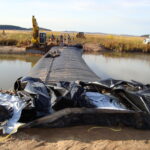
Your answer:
[31,16,46,47]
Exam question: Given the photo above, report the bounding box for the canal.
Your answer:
[0,52,150,89]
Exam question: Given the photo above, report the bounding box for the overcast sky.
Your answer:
[0,0,150,35]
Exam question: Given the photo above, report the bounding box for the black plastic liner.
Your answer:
[1,77,150,129]
[23,108,150,129]
[0,105,13,122]
[16,77,150,129]
[14,77,51,122]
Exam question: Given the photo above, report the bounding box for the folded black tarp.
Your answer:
[0,77,150,134]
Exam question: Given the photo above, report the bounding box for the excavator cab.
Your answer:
[39,32,46,45]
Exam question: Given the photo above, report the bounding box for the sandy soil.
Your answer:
[83,43,108,52]
[0,126,150,150]
[0,46,26,54]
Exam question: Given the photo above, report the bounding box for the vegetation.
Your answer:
[0,30,32,46]
[141,35,150,38]
[76,32,85,39]
[0,30,150,52]
[72,34,150,52]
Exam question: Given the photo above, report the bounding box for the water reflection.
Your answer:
[83,52,150,84]
[0,54,41,89]
[1,53,150,89]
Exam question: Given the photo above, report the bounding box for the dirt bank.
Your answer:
[83,43,109,52]
[0,126,150,150]
[0,46,26,54]
[0,46,46,54]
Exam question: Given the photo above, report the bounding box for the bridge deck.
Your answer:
[29,46,100,83]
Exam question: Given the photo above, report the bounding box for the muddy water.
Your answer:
[0,54,41,89]
[83,52,150,84]
[0,52,150,90]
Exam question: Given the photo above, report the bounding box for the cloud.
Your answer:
[0,0,150,34]
[120,0,150,7]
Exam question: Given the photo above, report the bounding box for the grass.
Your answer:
[0,30,150,52]
[0,30,32,47]
[72,34,150,52]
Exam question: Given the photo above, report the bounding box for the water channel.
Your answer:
[0,52,150,90]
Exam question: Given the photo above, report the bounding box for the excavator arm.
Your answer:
[31,16,39,46]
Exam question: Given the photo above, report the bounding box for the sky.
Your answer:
[0,0,150,35]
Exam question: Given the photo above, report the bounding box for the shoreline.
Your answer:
[0,46,26,54]
[0,44,150,54]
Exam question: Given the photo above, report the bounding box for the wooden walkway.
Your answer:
[29,46,100,83]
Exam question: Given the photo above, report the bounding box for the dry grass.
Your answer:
[72,34,150,52]
[0,30,32,46]
[0,30,150,52]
